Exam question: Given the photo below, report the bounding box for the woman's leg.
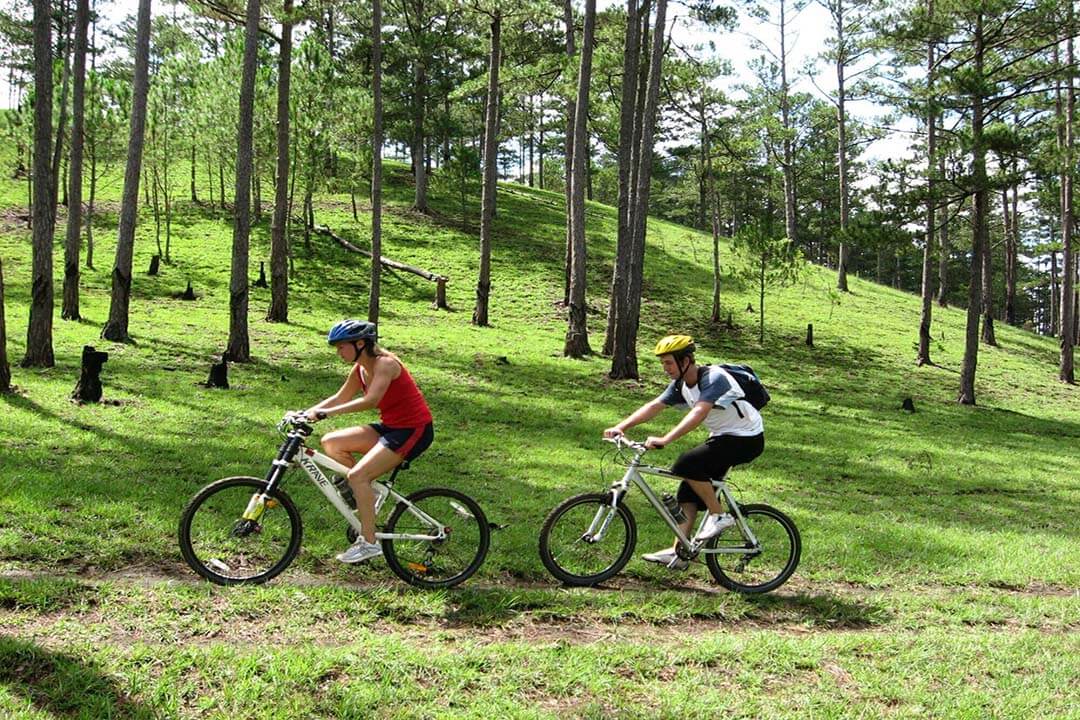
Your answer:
[320,425,380,469]
[346,442,404,543]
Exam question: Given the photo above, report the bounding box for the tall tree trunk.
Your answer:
[62,0,89,321]
[959,12,986,405]
[369,0,383,323]
[708,114,721,323]
[980,213,996,345]
[0,258,10,392]
[50,0,71,217]
[473,10,501,327]
[528,95,535,187]
[190,138,198,202]
[267,0,292,323]
[226,0,261,362]
[562,0,575,306]
[150,162,161,258]
[412,60,428,213]
[835,0,851,292]
[1061,3,1076,383]
[1002,184,1017,325]
[937,158,949,306]
[101,0,150,342]
[603,0,641,356]
[779,0,798,247]
[24,0,55,367]
[86,133,96,268]
[611,0,667,379]
[538,120,545,189]
[564,0,595,357]
[1051,249,1059,336]
[917,7,936,366]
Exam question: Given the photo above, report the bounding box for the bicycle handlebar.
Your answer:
[603,435,648,453]
[279,411,315,437]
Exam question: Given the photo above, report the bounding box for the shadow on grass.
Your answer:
[429,583,890,630]
[0,636,156,719]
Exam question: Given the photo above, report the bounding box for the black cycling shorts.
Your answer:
[671,433,764,509]
[370,422,434,462]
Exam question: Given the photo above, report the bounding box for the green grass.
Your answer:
[1,157,1078,717]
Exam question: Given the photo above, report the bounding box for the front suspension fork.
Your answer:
[583,487,626,542]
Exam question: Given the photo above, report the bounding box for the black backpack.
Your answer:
[718,364,770,413]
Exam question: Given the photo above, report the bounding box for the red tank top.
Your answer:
[356,360,433,427]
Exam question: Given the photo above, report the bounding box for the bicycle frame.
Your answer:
[253,421,450,543]
[592,442,761,556]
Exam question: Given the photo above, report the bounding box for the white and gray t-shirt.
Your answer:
[657,365,764,438]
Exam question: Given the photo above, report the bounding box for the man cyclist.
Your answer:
[603,335,764,569]
[303,320,434,564]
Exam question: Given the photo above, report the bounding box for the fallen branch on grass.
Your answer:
[313,224,449,310]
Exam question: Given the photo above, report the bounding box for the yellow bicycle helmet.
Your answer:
[653,334,695,357]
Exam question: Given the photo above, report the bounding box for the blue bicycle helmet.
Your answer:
[327,319,377,345]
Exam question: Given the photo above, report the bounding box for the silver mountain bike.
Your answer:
[179,413,490,589]
[538,435,800,593]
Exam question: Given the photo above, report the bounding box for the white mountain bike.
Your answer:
[178,413,490,589]
[538,435,800,593]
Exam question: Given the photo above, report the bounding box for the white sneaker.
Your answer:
[641,547,688,571]
[694,513,735,542]
[336,538,383,564]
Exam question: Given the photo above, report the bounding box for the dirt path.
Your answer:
[3,563,1076,650]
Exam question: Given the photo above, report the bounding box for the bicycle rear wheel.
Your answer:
[382,488,490,589]
[538,493,636,586]
[705,503,800,594]
[178,476,302,586]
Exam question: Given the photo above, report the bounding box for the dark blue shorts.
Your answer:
[370,422,434,461]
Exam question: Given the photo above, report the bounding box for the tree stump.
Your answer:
[72,345,109,403]
[253,261,268,288]
[206,356,229,389]
[148,255,160,276]
[806,323,814,347]
[433,276,448,310]
[181,280,197,301]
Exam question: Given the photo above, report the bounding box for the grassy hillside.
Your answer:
[1,158,1077,718]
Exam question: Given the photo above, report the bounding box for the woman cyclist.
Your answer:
[603,335,764,570]
[303,320,434,564]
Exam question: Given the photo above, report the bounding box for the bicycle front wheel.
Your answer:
[705,503,800,594]
[178,476,303,586]
[382,488,491,589]
[538,493,636,586]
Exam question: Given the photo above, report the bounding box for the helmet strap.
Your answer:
[676,354,692,384]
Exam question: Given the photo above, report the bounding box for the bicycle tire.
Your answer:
[178,476,303,586]
[382,487,491,589]
[704,503,800,594]
[538,493,637,586]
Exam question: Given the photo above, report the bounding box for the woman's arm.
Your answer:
[317,356,397,418]
[603,399,667,438]
[304,364,364,418]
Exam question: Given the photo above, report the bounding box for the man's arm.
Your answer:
[647,400,712,448]
[604,399,667,438]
